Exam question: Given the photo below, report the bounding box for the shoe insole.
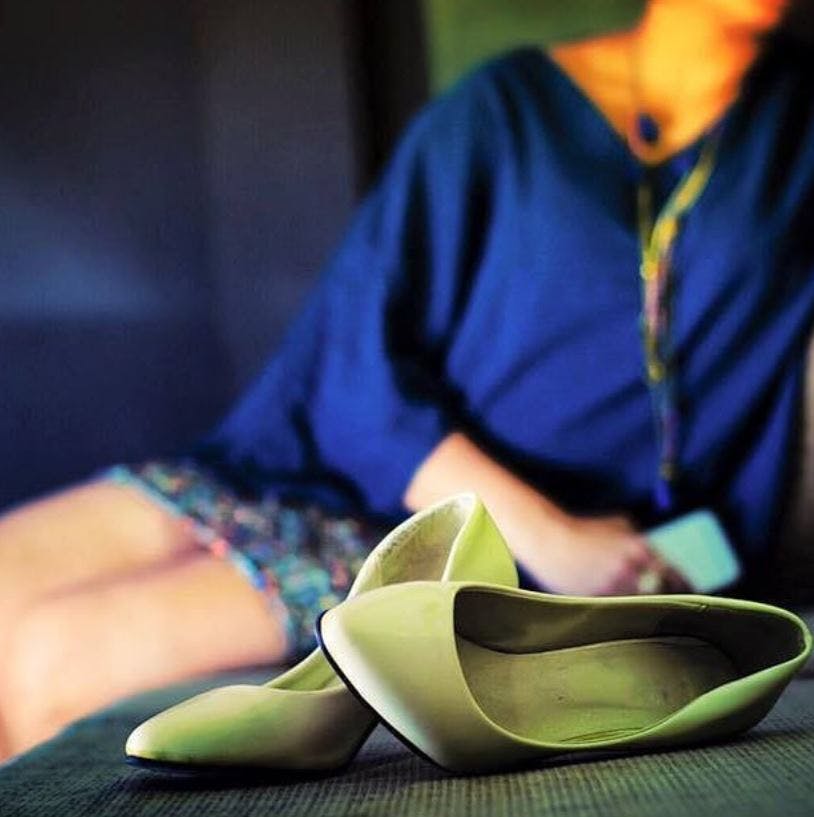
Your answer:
[457,635,738,744]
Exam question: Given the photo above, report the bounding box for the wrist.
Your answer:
[505,492,574,571]
[403,430,577,569]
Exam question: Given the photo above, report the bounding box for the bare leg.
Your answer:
[2,550,288,757]
[0,480,198,623]
[0,480,288,759]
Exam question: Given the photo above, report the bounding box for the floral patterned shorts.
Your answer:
[104,461,389,658]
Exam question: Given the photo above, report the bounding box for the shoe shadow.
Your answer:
[121,765,347,793]
[345,726,814,783]
[119,725,811,792]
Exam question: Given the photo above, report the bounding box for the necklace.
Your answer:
[627,22,721,511]
[635,131,719,512]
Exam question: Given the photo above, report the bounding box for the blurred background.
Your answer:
[2,1,810,510]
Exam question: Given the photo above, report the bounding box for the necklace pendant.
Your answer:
[636,113,661,146]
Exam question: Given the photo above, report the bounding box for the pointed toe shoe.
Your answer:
[317,581,812,773]
[125,494,518,772]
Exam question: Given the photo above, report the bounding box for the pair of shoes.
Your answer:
[125,493,518,771]
[317,581,812,772]
[126,495,812,775]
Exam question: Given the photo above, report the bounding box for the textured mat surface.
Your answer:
[2,658,814,817]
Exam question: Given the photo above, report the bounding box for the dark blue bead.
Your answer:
[637,113,661,145]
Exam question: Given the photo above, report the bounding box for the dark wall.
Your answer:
[0,0,400,509]
[199,0,360,391]
[0,1,224,507]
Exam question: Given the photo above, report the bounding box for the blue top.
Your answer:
[195,38,814,578]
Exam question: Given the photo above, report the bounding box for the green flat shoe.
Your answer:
[317,581,812,773]
[125,495,518,772]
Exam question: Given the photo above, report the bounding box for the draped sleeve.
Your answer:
[193,69,500,518]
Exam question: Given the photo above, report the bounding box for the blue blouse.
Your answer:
[196,38,814,578]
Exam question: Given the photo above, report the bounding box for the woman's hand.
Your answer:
[517,508,691,596]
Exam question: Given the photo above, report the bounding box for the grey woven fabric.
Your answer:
[2,650,814,817]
